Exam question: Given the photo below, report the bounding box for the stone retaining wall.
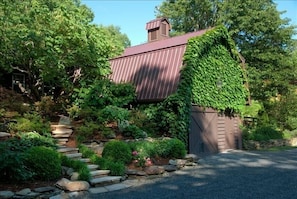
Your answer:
[243,137,297,150]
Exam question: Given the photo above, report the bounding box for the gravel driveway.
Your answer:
[91,149,297,199]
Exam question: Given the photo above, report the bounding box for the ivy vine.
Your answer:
[156,26,248,147]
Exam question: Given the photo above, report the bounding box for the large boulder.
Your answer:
[56,178,90,192]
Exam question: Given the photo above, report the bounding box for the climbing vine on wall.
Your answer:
[183,26,247,112]
[156,26,247,147]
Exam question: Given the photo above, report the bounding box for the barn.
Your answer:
[110,18,246,156]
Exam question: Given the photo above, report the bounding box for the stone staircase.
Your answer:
[50,124,124,188]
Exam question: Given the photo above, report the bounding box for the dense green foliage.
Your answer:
[79,144,126,176]
[24,146,61,180]
[156,0,297,132]
[8,112,51,136]
[184,26,247,111]
[102,140,132,164]
[0,132,56,181]
[242,125,283,141]
[60,154,90,181]
[73,79,136,110]
[0,0,130,100]
[153,26,246,144]
[128,138,186,159]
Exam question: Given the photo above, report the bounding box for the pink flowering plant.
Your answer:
[131,150,151,167]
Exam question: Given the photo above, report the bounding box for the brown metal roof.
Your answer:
[110,29,208,102]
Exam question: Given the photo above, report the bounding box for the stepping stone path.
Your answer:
[50,123,126,190]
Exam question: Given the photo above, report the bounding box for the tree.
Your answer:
[0,0,130,101]
[156,0,219,34]
[156,0,296,102]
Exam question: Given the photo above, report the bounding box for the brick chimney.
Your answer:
[146,18,170,42]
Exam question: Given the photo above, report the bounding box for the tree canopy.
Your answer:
[0,0,130,100]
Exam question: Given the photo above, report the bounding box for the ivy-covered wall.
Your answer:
[184,26,247,111]
[158,26,247,146]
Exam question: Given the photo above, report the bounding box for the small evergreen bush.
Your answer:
[121,124,147,139]
[106,161,125,176]
[24,146,61,180]
[102,140,132,164]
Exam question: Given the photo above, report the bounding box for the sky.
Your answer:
[81,0,297,46]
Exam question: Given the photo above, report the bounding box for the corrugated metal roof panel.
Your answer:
[110,29,209,101]
[110,45,186,101]
[118,29,207,58]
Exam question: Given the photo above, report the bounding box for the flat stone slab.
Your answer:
[0,132,11,138]
[0,191,14,199]
[57,148,79,153]
[89,187,108,194]
[52,134,72,138]
[79,158,91,163]
[105,183,131,192]
[51,124,72,129]
[90,170,110,177]
[65,153,82,159]
[90,176,122,186]
[87,164,99,170]
[52,129,73,134]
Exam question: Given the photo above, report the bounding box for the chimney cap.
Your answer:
[146,18,171,30]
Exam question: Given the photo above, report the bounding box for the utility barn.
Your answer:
[110,18,247,155]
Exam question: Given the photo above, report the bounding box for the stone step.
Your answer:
[79,158,91,163]
[57,141,67,145]
[57,147,79,154]
[52,133,72,138]
[51,124,73,129]
[55,138,69,142]
[65,153,82,159]
[0,132,11,138]
[87,164,99,171]
[90,170,110,178]
[90,176,122,187]
[52,129,73,135]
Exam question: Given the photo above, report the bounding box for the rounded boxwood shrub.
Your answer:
[154,138,186,158]
[25,146,61,180]
[102,140,132,164]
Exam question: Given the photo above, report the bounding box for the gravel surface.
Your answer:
[90,149,297,199]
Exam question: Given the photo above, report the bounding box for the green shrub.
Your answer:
[283,129,297,140]
[79,144,125,176]
[128,138,186,160]
[106,161,125,176]
[9,112,51,136]
[0,132,55,181]
[102,140,132,164]
[121,124,147,139]
[24,146,61,180]
[76,121,100,143]
[98,105,130,124]
[0,141,33,181]
[252,126,283,141]
[60,155,90,181]
[34,96,57,119]
[163,138,186,158]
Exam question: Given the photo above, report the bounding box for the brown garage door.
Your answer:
[189,106,242,156]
